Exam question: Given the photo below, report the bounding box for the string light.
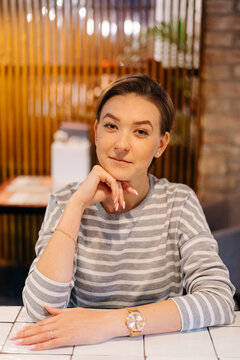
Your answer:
[27,13,32,23]
[87,18,94,35]
[79,7,86,19]
[102,20,110,37]
[42,6,48,16]
[49,8,55,21]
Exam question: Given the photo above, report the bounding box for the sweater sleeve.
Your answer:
[171,189,235,331]
[22,194,76,321]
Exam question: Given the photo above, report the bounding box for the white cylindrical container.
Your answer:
[51,131,91,191]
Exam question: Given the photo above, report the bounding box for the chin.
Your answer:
[103,164,132,182]
[109,169,131,182]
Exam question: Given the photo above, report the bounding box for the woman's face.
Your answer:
[94,93,169,183]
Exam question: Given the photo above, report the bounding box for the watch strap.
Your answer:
[127,306,139,313]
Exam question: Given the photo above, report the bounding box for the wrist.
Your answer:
[106,309,129,338]
[68,192,86,211]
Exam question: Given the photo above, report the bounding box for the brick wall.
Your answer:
[198,0,240,203]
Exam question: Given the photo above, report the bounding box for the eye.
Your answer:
[104,123,117,130]
[136,129,149,136]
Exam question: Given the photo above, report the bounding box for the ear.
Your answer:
[94,120,98,145]
[154,132,170,158]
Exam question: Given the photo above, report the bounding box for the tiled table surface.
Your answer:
[0,307,239,359]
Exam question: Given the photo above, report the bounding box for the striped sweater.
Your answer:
[23,174,235,330]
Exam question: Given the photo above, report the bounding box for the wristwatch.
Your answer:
[125,307,145,337]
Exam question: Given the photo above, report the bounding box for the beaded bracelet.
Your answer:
[55,228,78,252]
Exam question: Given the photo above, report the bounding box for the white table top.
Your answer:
[0,307,239,359]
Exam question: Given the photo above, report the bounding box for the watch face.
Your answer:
[127,311,144,331]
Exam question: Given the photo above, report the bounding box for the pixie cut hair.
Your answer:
[96,74,175,135]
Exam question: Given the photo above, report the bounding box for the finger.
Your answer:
[13,329,57,346]
[11,324,41,340]
[117,181,125,209]
[96,170,119,206]
[12,323,45,339]
[12,327,39,340]
[97,182,112,195]
[29,338,60,351]
[102,177,118,210]
[12,316,57,340]
[44,305,63,316]
[105,177,118,207]
[113,183,119,211]
[121,181,138,195]
[104,179,118,208]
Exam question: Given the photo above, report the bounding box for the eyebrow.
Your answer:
[102,112,153,129]
[103,113,120,122]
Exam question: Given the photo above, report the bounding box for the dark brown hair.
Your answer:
[96,74,175,135]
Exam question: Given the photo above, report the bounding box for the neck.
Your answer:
[102,174,150,214]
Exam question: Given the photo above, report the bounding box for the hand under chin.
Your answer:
[99,164,130,183]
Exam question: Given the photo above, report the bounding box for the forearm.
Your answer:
[140,299,182,334]
[22,268,72,321]
[37,195,85,283]
[109,299,182,339]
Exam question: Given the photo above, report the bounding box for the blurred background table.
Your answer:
[0,176,52,215]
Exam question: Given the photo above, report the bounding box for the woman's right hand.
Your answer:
[70,165,137,211]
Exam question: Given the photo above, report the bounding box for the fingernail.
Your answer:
[115,202,119,211]
[134,189,138,195]
[122,201,125,209]
[13,339,23,344]
[10,331,19,339]
[29,345,36,350]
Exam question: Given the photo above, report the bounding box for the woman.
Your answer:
[12,74,235,350]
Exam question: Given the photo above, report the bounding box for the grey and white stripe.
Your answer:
[23,174,235,331]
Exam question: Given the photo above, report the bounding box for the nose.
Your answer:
[114,130,130,152]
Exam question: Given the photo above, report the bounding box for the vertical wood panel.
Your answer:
[12,0,22,175]
[52,1,58,134]
[36,0,44,175]
[29,0,36,175]
[20,0,29,175]
[7,1,14,178]
[0,0,7,181]
[45,0,51,174]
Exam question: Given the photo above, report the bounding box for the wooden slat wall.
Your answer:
[0,0,202,265]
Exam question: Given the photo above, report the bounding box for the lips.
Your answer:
[109,156,132,164]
